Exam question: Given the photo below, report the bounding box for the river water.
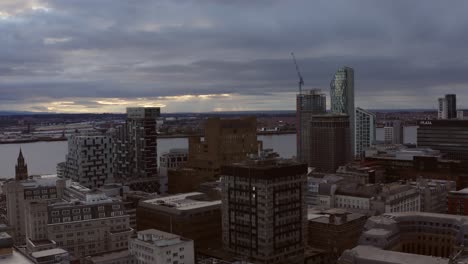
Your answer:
[0,134,296,178]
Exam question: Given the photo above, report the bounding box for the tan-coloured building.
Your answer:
[168,117,262,194]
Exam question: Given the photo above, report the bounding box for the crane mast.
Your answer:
[291,52,304,94]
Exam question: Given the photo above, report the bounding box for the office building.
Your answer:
[309,115,351,172]
[351,212,468,259]
[159,148,188,194]
[458,110,465,120]
[409,178,455,213]
[169,117,261,193]
[221,158,308,264]
[129,229,194,264]
[296,89,327,164]
[383,120,403,144]
[447,188,468,215]
[354,108,375,159]
[446,94,457,119]
[113,107,160,193]
[64,134,114,189]
[330,67,355,156]
[307,209,367,263]
[417,120,468,162]
[4,175,60,245]
[41,182,133,260]
[438,97,448,119]
[15,149,28,181]
[136,192,222,250]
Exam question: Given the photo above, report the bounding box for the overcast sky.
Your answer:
[1,0,468,113]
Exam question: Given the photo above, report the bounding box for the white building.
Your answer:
[355,107,376,159]
[409,178,456,213]
[438,97,448,119]
[158,148,188,194]
[458,110,465,120]
[64,134,114,188]
[129,229,194,264]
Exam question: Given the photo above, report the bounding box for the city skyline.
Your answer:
[1,1,468,113]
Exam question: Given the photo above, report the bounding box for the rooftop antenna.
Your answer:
[291,52,304,94]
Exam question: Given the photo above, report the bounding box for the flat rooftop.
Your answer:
[31,248,68,259]
[141,192,221,211]
[341,245,449,264]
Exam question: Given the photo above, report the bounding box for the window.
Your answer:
[72,209,80,214]
[62,210,70,216]
[63,217,71,222]
[52,211,59,216]
[98,206,105,211]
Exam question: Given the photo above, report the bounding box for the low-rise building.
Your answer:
[136,192,222,250]
[409,178,455,213]
[129,229,194,264]
[448,188,468,215]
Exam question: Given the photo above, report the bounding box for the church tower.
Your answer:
[15,148,28,181]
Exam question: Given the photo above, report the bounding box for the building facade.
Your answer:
[354,108,375,159]
[447,188,468,215]
[64,134,114,189]
[446,94,457,119]
[438,97,448,119]
[158,148,188,194]
[129,229,194,264]
[330,67,355,156]
[309,115,351,172]
[221,159,308,264]
[136,192,222,250]
[296,89,327,164]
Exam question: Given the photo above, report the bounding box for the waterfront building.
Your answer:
[330,67,355,156]
[15,149,28,181]
[158,148,188,194]
[309,115,351,172]
[168,117,261,193]
[64,133,114,189]
[221,158,308,264]
[129,229,194,264]
[296,89,327,164]
[136,192,222,250]
[354,108,375,159]
[113,107,160,192]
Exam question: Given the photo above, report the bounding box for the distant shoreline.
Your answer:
[0,130,297,144]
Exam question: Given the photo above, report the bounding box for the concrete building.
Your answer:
[446,94,457,119]
[354,212,468,259]
[169,117,261,193]
[448,188,468,215]
[418,120,468,163]
[438,97,448,119]
[25,181,134,261]
[129,229,194,264]
[307,209,367,263]
[409,178,455,213]
[309,115,351,172]
[296,89,327,164]
[221,158,308,264]
[136,192,222,250]
[113,107,161,193]
[4,175,60,245]
[383,120,403,144]
[159,148,188,194]
[15,149,28,181]
[458,110,465,120]
[64,134,114,189]
[354,108,375,159]
[330,67,355,157]
[83,250,133,264]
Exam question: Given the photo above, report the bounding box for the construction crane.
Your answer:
[291,52,304,94]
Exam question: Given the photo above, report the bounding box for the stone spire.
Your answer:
[15,148,28,181]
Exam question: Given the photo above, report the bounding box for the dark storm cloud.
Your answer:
[1,0,468,111]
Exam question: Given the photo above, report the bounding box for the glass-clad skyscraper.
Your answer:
[330,67,355,157]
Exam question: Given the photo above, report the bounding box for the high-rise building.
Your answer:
[64,134,114,189]
[168,117,262,193]
[446,94,457,119]
[15,149,28,181]
[296,89,327,164]
[354,108,375,159]
[438,94,457,120]
[310,115,351,172]
[330,67,355,155]
[113,107,160,192]
[158,148,188,194]
[221,158,308,264]
[458,110,465,120]
[383,120,403,144]
[438,97,448,119]
[129,229,195,264]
